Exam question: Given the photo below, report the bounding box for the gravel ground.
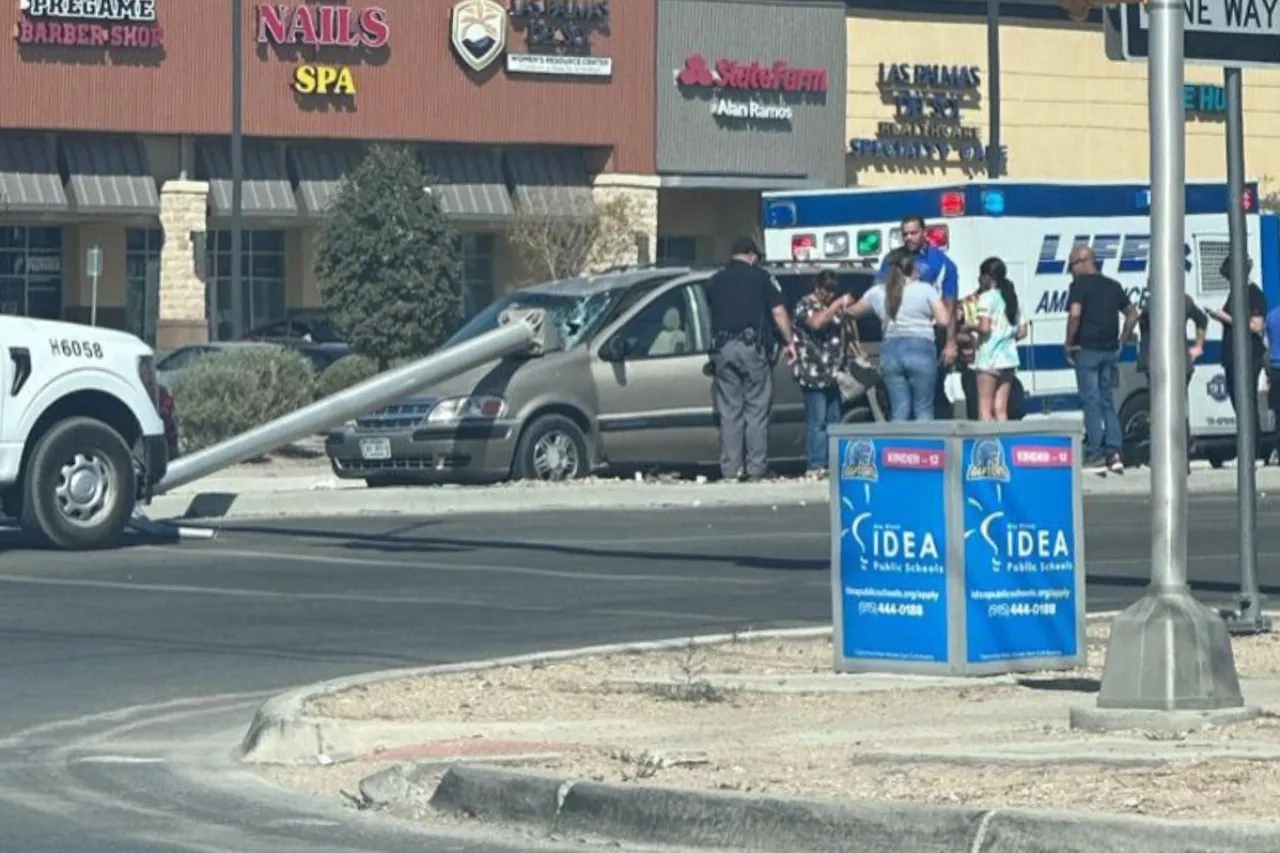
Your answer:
[259,621,1280,823]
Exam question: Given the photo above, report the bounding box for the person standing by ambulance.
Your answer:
[705,237,797,482]
[1208,254,1267,462]
[875,214,960,418]
[1064,244,1140,472]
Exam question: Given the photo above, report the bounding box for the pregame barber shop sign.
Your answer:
[15,0,164,48]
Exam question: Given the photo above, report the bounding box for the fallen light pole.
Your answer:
[1070,0,1256,731]
[152,308,560,496]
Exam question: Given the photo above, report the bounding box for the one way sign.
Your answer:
[1106,0,1280,67]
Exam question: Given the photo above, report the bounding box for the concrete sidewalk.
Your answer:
[245,620,1280,853]
[147,458,1280,523]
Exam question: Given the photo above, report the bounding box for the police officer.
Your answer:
[705,237,797,481]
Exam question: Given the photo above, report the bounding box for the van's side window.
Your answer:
[610,285,701,359]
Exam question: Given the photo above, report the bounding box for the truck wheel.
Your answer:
[513,414,588,482]
[22,417,137,550]
[1119,391,1151,469]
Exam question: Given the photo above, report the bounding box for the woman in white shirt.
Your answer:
[970,256,1028,421]
[846,250,954,421]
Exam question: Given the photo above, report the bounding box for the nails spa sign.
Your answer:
[255,3,390,96]
[15,0,164,48]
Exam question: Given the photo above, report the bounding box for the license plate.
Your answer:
[359,438,391,460]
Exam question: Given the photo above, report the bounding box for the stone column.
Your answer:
[589,173,660,272]
[157,179,210,349]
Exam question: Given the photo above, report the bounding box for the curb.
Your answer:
[146,469,1267,523]
[239,625,834,764]
[417,763,1280,853]
[239,615,1124,766]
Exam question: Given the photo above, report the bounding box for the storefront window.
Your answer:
[206,230,287,340]
[126,228,162,345]
[457,232,496,320]
[657,236,697,266]
[0,226,63,320]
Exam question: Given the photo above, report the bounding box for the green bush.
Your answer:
[171,346,318,453]
[316,353,379,399]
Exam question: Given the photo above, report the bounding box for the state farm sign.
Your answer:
[675,54,828,93]
[675,53,827,125]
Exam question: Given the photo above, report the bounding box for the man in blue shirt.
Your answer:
[875,214,960,417]
[1265,300,1280,464]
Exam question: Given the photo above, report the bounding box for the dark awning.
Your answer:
[503,147,595,219]
[418,147,514,220]
[60,135,159,216]
[197,139,298,218]
[287,143,365,218]
[0,133,68,214]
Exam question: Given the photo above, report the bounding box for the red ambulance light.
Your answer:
[940,191,965,217]
[791,234,816,260]
[925,225,950,250]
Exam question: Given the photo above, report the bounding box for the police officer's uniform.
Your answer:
[705,239,786,480]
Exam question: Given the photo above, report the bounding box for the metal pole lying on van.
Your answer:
[1072,0,1251,730]
[152,308,561,496]
[1222,66,1269,635]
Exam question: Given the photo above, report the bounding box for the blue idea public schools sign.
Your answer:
[837,438,948,663]
[962,436,1078,664]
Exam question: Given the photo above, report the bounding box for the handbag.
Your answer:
[833,316,881,403]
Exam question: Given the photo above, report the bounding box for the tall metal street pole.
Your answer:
[986,0,1003,178]
[231,0,245,342]
[1222,66,1269,634]
[1074,0,1249,726]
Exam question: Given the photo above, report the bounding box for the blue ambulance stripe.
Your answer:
[766,182,1257,230]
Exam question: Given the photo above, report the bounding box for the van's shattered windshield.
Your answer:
[443,287,618,350]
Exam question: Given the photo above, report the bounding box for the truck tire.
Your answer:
[21,416,137,550]
[1119,391,1151,469]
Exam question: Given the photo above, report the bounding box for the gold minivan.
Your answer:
[325,264,887,485]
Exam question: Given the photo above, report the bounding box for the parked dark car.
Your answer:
[242,312,342,344]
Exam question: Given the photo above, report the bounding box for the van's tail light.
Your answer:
[791,234,816,260]
[925,226,950,250]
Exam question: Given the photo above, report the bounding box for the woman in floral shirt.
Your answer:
[793,271,853,478]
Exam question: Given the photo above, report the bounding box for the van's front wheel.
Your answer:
[21,417,137,550]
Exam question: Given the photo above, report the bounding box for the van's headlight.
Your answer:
[425,395,507,424]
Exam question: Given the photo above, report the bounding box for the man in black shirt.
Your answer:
[704,237,797,481]
[1137,289,1208,469]
[1208,254,1268,455]
[1064,244,1140,472]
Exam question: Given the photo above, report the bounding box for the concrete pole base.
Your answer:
[1069,704,1261,734]
[1079,586,1249,722]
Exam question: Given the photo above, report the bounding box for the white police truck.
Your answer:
[760,179,1278,467]
[0,316,169,549]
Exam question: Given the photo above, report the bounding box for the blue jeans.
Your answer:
[1075,348,1122,459]
[881,337,939,421]
[803,385,841,470]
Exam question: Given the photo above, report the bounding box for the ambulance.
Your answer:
[759,180,1280,467]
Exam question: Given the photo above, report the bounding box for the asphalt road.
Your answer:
[0,493,1273,853]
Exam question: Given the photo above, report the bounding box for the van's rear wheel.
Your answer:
[21,417,137,550]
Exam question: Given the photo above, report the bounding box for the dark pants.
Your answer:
[1224,355,1264,458]
[1075,348,1122,460]
[711,338,773,479]
[1139,366,1194,458]
[802,385,841,471]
